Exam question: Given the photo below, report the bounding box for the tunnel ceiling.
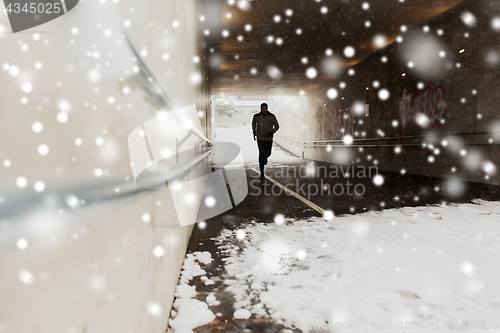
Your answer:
[200,0,465,97]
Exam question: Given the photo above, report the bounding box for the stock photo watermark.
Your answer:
[3,0,80,33]
[250,165,379,199]
[290,318,499,330]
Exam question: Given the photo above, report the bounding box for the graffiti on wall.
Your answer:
[332,107,355,139]
[398,82,447,130]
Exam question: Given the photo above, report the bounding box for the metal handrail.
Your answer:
[0,151,213,247]
[276,131,500,144]
[275,132,500,148]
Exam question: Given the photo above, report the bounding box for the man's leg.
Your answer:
[264,140,273,165]
[257,140,265,176]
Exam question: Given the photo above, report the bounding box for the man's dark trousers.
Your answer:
[257,139,273,174]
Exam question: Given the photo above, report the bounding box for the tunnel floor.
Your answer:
[169,157,500,333]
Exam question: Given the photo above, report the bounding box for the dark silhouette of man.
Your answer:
[252,103,279,177]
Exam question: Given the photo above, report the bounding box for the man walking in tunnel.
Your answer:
[252,103,280,177]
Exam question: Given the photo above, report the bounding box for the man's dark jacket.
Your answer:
[252,111,279,141]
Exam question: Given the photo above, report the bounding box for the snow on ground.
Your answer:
[168,252,217,333]
[215,200,500,332]
[213,125,300,166]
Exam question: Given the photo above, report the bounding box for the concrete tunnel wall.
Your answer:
[274,0,500,186]
[0,0,211,332]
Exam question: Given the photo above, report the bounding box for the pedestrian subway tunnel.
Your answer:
[1,0,500,332]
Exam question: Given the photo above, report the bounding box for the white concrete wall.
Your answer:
[0,0,209,332]
[273,97,307,157]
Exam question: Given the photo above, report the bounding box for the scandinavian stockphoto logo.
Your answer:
[3,0,79,33]
[127,105,248,227]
